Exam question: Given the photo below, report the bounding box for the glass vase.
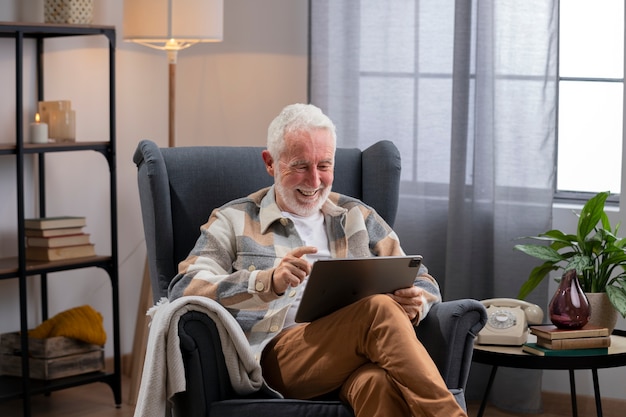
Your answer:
[549,269,591,329]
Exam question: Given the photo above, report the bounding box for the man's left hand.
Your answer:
[388,286,423,322]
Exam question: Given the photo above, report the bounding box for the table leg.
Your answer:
[592,368,602,417]
[569,369,577,417]
[477,366,498,417]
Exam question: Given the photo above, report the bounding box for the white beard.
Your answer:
[274,173,331,217]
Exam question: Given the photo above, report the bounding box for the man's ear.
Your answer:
[262,150,275,177]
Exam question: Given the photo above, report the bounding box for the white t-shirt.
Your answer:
[281,210,330,328]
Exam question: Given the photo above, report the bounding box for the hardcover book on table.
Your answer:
[522,342,609,357]
[536,335,611,350]
[529,325,610,340]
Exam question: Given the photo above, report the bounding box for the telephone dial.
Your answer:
[477,298,544,346]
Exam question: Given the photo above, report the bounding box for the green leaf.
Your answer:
[517,262,558,299]
[606,286,626,318]
[567,255,592,273]
[614,237,626,249]
[577,191,609,240]
[600,210,613,232]
[518,230,577,245]
[513,244,565,263]
[600,252,626,269]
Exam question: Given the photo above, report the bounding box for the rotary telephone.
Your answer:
[477,298,544,346]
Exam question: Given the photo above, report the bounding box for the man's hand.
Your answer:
[271,246,318,295]
[388,286,424,322]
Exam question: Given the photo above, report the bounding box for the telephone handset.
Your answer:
[477,298,544,346]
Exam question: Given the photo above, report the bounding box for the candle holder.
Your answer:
[38,100,76,142]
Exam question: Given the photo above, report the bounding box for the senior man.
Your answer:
[169,103,466,417]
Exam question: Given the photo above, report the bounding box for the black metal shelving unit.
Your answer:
[0,22,120,416]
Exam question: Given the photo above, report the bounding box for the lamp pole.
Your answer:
[166,43,179,148]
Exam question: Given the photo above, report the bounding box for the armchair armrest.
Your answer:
[171,311,231,417]
[172,311,350,417]
[415,299,487,393]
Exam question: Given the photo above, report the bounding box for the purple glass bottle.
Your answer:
[549,269,591,329]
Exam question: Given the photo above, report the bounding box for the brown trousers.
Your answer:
[261,295,467,417]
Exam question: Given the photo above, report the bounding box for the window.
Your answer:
[557,0,624,198]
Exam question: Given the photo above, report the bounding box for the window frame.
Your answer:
[554,1,625,205]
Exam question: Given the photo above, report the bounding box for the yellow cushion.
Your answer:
[28,305,106,346]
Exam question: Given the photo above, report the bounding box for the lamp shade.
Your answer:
[123,0,223,46]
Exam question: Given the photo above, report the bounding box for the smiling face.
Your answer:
[262,128,335,216]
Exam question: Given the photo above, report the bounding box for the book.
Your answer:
[522,343,608,357]
[536,335,611,350]
[25,227,84,237]
[25,244,95,261]
[27,234,91,248]
[24,216,86,230]
[529,324,610,340]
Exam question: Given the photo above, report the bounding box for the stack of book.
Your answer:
[24,216,95,261]
[522,324,611,356]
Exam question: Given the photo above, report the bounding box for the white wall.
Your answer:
[0,0,307,364]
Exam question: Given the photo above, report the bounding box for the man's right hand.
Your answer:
[271,246,318,295]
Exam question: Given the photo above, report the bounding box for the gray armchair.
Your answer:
[133,139,487,417]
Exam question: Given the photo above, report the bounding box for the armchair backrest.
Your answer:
[133,139,401,303]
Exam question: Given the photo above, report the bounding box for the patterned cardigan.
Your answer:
[168,186,441,359]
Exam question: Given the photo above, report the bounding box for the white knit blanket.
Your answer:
[133,296,265,417]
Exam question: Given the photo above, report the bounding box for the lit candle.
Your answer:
[30,113,48,144]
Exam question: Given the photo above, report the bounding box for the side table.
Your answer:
[472,330,626,417]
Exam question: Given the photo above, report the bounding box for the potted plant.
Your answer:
[514,191,626,325]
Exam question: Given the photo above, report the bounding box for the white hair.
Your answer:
[266,103,337,159]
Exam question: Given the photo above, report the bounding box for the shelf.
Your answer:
[0,22,115,39]
[0,22,121,415]
[0,371,117,401]
[0,141,111,156]
[0,256,113,280]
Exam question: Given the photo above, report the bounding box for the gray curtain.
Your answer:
[310,0,557,413]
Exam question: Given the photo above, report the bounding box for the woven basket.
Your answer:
[44,0,94,24]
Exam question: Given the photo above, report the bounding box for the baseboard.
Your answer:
[105,353,135,377]
[543,391,626,415]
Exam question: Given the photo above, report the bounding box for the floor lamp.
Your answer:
[122,0,223,404]
[123,0,224,147]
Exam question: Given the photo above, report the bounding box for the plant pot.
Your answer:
[586,292,618,334]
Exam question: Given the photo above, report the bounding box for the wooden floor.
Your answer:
[466,392,625,417]
[0,376,134,417]
[0,377,621,417]
[467,398,568,417]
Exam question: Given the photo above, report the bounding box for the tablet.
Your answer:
[294,255,423,323]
